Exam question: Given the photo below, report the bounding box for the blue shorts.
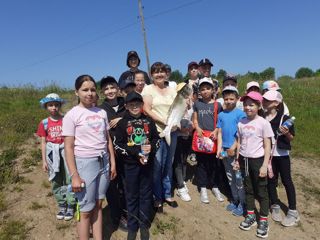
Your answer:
[75,153,110,212]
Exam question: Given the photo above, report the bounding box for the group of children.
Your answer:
[37,53,299,240]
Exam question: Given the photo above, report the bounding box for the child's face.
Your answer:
[188,66,199,79]
[134,73,146,93]
[262,99,279,112]
[129,56,139,68]
[125,101,143,117]
[223,93,238,110]
[247,86,260,93]
[199,64,211,77]
[199,83,214,100]
[243,98,260,119]
[46,102,61,116]
[76,80,97,108]
[102,83,118,101]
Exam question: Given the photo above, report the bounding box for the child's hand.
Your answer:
[196,127,203,137]
[42,161,48,172]
[210,129,218,140]
[259,165,268,177]
[227,148,236,157]
[110,164,117,180]
[279,126,289,135]
[216,149,222,159]
[71,174,85,192]
[109,117,122,129]
[139,155,147,165]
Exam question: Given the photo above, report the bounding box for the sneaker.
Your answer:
[239,214,257,231]
[270,204,282,222]
[64,205,74,221]
[232,203,244,217]
[226,202,237,211]
[281,209,300,227]
[212,188,224,202]
[56,204,66,220]
[177,187,191,202]
[256,220,269,238]
[200,188,209,204]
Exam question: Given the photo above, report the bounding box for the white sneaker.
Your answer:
[200,188,209,204]
[212,187,224,202]
[177,187,191,202]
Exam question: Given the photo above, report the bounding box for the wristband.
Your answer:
[70,170,78,178]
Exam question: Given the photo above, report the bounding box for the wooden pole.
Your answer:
[138,0,151,76]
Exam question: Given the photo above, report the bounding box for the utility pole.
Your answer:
[138,0,151,76]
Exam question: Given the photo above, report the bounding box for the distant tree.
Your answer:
[295,67,314,78]
[183,73,189,82]
[246,71,260,80]
[277,75,293,82]
[314,69,320,77]
[216,69,226,80]
[170,70,184,83]
[259,67,275,80]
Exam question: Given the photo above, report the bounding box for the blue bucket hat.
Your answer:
[40,93,66,108]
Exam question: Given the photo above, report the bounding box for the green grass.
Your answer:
[151,216,179,236]
[29,201,45,210]
[0,220,28,240]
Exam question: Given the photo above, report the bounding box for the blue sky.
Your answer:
[0,0,319,88]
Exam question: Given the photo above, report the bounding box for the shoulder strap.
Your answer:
[42,118,49,133]
[213,101,218,129]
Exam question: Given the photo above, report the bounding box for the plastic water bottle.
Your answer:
[235,170,243,189]
[277,116,295,135]
[140,138,150,163]
[220,151,228,158]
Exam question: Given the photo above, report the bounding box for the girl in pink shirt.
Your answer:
[235,92,274,239]
[63,75,116,240]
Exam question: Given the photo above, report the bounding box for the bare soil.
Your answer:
[1,139,319,240]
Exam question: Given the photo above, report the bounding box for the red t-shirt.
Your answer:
[37,117,64,144]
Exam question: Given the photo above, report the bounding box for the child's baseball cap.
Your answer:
[199,58,213,67]
[263,90,283,103]
[246,81,260,90]
[125,91,143,103]
[240,91,263,104]
[126,50,140,67]
[40,93,65,109]
[262,80,281,91]
[222,85,239,95]
[199,77,214,88]
[100,76,118,89]
[188,61,199,70]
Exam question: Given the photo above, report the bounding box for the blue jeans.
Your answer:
[153,132,177,201]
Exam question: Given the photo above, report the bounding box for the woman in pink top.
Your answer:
[63,75,116,240]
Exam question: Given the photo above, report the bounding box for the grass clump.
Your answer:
[0,148,19,188]
[152,216,179,236]
[41,180,51,189]
[0,192,7,212]
[0,220,28,240]
[29,201,45,210]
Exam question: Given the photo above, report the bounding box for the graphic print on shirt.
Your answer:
[48,125,63,139]
[127,119,149,146]
[242,125,256,138]
[85,115,104,133]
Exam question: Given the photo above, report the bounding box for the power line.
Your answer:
[7,0,203,74]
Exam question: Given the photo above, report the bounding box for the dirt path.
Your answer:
[1,139,319,240]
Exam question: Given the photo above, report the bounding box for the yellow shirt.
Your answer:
[141,84,176,132]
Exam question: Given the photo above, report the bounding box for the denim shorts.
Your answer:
[75,152,110,212]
